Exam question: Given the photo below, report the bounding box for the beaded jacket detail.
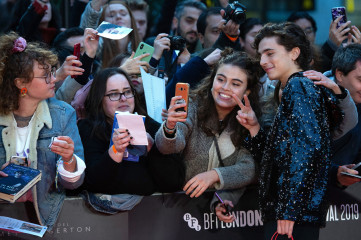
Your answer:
[245,73,343,226]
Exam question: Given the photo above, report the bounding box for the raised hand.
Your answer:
[329,16,351,47]
[233,94,260,137]
[84,28,99,58]
[165,96,188,130]
[56,55,84,81]
[120,52,150,74]
[152,33,170,60]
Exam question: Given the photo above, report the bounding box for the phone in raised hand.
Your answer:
[71,43,81,78]
[214,192,231,216]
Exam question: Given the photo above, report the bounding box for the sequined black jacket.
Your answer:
[245,73,343,227]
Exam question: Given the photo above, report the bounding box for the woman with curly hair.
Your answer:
[155,49,261,204]
[0,32,85,229]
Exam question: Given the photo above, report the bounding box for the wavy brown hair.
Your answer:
[0,32,57,115]
[191,49,262,148]
[100,1,140,68]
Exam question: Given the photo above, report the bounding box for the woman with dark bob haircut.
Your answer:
[155,49,261,214]
[231,22,352,239]
[77,67,184,198]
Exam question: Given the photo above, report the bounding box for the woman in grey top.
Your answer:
[155,50,262,199]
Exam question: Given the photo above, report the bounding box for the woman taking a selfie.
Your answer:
[0,32,85,229]
[155,50,261,199]
[235,22,346,239]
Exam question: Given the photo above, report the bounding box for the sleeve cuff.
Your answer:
[58,154,86,183]
[213,168,224,190]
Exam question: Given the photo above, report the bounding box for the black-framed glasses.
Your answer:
[105,89,134,101]
[33,67,57,84]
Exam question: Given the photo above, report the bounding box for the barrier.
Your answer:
[1,183,361,240]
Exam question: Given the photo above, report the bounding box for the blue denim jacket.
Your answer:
[0,98,84,230]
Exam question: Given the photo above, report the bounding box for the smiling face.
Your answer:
[337,61,361,104]
[104,3,131,28]
[211,64,249,119]
[258,36,301,83]
[102,74,135,119]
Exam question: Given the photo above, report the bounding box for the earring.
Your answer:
[20,87,27,97]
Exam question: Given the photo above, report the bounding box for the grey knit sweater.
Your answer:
[155,100,256,190]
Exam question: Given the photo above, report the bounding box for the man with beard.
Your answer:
[171,0,206,54]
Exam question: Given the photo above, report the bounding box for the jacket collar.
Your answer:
[0,100,52,129]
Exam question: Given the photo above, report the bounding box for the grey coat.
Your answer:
[155,100,256,190]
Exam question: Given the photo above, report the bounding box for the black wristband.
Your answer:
[335,85,347,99]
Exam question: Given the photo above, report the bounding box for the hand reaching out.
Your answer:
[56,55,84,82]
[303,70,342,94]
[183,170,220,198]
[120,52,150,75]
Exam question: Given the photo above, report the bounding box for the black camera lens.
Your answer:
[140,44,144,49]
[180,87,184,91]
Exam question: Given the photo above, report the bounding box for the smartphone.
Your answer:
[331,6,347,28]
[71,43,81,78]
[175,82,189,116]
[214,192,231,216]
[134,42,154,63]
[48,137,67,150]
[340,162,361,179]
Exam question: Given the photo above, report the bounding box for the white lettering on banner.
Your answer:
[183,213,201,231]
[203,210,263,230]
[326,204,359,222]
[49,222,92,234]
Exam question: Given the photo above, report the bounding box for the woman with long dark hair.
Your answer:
[155,50,261,200]
[78,68,184,197]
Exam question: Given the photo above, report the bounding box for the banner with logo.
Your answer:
[0,183,360,239]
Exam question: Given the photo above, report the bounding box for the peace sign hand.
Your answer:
[232,94,260,137]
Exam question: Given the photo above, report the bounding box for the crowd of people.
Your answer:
[0,0,361,239]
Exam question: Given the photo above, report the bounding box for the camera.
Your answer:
[166,35,186,52]
[223,1,247,25]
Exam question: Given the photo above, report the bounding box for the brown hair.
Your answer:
[191,48,262,147]
[100,2,140,68]
[0,32,57,115]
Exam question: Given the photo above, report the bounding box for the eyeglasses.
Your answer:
[33,67,57,84]
[303,27,315,35]
[105,89,134,101]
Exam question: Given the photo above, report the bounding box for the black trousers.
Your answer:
[264,221,320,240]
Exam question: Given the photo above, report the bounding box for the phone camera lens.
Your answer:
[140,44,144,49]
[180,87,183,90]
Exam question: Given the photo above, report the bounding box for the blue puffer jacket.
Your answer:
[0,98,84,230]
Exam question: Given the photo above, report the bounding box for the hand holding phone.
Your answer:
[175,83,189,117]
[215,192,231,216]
[71,43,81,78]
[331,6,347,29]
[134,42,154,63]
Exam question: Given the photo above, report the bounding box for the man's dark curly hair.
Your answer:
[254,22,312,71]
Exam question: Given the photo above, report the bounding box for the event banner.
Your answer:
[0,183,360,239]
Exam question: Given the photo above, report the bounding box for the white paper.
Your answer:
[0,216,47,237]
[96,21,132,40]
[141,68,166,123]
[115,112,148,145]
